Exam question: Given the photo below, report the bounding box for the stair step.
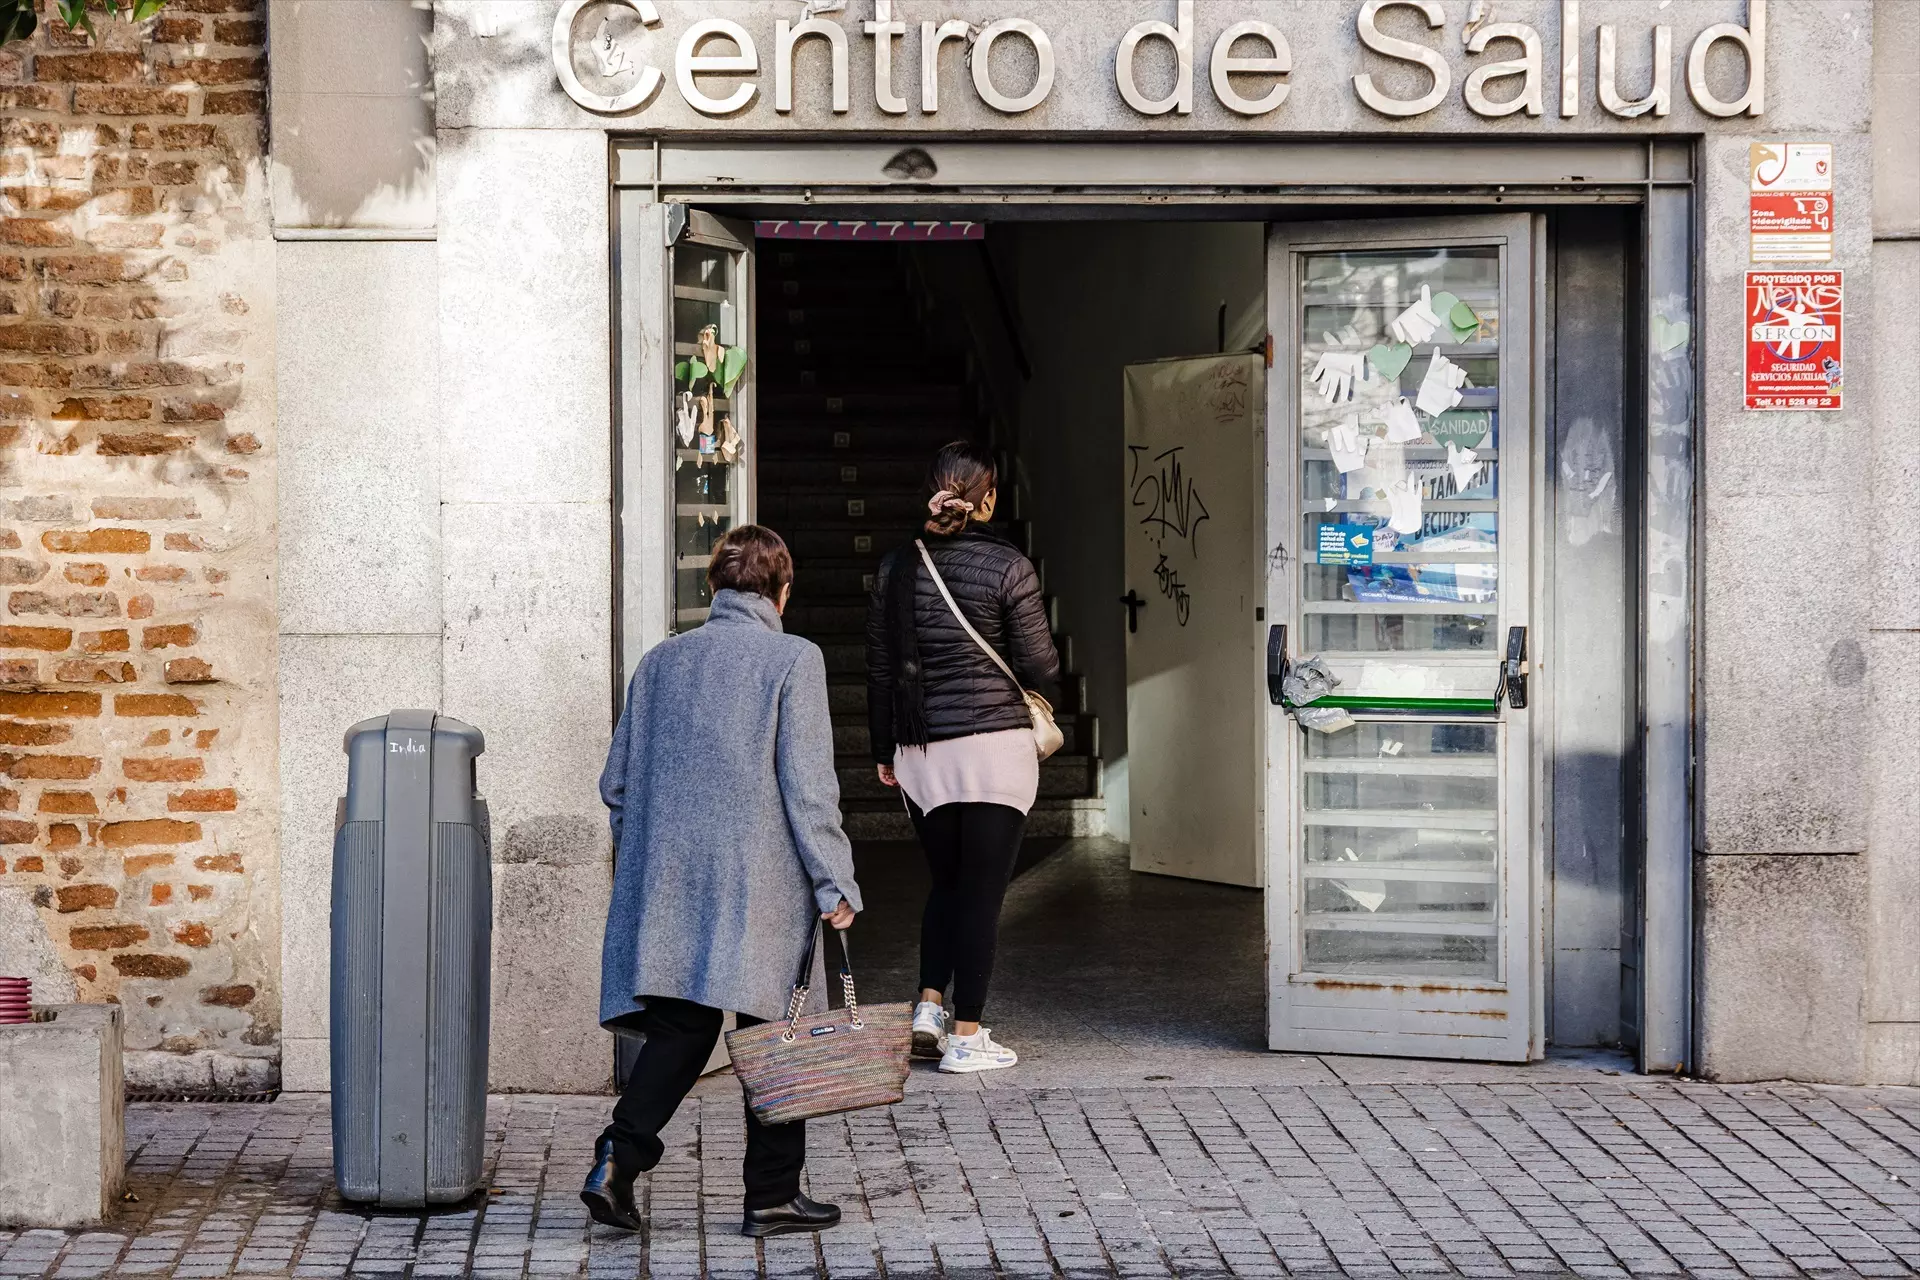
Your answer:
[760,387,970,414]
[760,490,928,524]
[761,362,967,387]
[760,304,928,334]
[753,458,927,489]
[757,424,983,458]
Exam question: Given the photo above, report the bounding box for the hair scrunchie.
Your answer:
[928,489,975,515]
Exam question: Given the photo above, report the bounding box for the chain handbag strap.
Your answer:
[780,982,811,1043]
[780,925,820,1043]
[836,928,864,1030]
[779,925,864,1041]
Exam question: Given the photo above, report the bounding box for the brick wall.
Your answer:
[0,0,278,1090]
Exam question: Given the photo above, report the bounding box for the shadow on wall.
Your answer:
[267,0,436,231]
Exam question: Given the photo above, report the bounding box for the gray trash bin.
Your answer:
[330,711,491,1207]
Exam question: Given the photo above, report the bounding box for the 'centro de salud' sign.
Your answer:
[551,0,1767,122]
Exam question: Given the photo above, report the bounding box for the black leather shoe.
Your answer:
[742,1193,841,1238]
[580,1137,644,1233]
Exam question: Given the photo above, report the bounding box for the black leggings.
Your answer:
[908,799,1027,1023]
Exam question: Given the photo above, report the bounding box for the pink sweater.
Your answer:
[892,728,1039,814]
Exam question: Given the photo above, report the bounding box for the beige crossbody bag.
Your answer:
[915,539,1064,761]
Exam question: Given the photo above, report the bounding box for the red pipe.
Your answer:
[0,975,30,1025]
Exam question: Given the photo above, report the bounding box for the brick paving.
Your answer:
[5,1074,1920,1279]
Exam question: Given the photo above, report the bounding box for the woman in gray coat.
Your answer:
[583,524,862,1240]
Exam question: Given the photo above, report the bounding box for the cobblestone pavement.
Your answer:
[6,1071,1920,1279]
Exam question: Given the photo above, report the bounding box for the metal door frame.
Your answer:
[1266,214,1540,1062]
[608,136,1697,1073]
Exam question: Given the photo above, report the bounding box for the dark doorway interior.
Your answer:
[752,232,1265,1068]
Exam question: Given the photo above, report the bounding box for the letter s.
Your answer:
[1353,0,1449,118]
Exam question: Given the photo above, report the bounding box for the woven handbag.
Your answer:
[724,927,912,1126]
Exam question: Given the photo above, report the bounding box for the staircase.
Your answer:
[754,240,1106,840]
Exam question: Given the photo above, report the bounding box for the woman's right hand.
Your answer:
[876,764,897,788]
[823,899,856,929]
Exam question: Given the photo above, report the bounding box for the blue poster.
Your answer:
[1317,523,1374,566]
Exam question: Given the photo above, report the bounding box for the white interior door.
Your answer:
[1123,353,1265,888]
[1265,216,1540,1061]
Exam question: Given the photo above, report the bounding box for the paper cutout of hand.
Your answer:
[1388,284,1443,346]
[675,391,698,447]
[1415,351,1471,417]
[1386,479,1424,535]
[1326,420,1369,473]
[1310,350,1368,403]
[1446,441,1482,491]
[1382,398,1422,443]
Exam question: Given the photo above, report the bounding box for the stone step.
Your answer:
[756,422,982,459]
[757,331,955,362]
[780,520,1030,564]
[759,489,927,524]
[759,304,930,336]
[759,360,966,387]
[756,457,927,489]
[760,386,970,415]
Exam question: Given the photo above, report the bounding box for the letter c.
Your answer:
[552,0,664,115]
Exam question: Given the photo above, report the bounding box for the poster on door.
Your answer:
[1745,270,1843,411]
[1749,143,1834,263]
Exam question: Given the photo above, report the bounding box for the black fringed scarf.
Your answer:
[885,541,930,748]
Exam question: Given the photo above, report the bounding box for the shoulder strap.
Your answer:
[916,539,1022,693]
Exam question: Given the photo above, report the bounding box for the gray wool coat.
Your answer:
[598,588,863,1027]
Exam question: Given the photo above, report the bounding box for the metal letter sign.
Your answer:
[1749,142,1834,263]
[553,0,663,114]
[1744,270,1842,411]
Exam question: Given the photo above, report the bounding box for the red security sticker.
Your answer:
[1745,271,1842,411]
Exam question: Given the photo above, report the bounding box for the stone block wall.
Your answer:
[0,0,277,1090]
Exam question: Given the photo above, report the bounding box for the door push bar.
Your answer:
[1266,624,1289,704]
[1494,625,1529,709]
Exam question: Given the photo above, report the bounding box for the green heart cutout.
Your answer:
[719,345,748,394]
[1448,301,1480,341]
[1367,342,1413,380]
[1429,291,1461,318]
[1653,314,1690,354]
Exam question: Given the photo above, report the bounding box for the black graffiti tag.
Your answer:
[1153,554,1192,627]
[1128,444,1211,558]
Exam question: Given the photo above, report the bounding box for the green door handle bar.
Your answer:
[1264,624,1527,714]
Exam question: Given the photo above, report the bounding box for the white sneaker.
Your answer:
[911,1001,949,1059]
[938,1027,1018,1074]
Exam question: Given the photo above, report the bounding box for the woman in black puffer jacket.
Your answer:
[865,440,1061,1074]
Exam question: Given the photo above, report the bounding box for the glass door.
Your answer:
[669,211,755,631]
[1264,215,1539,1062]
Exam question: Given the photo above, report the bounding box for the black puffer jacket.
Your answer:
[865,525,1062,764]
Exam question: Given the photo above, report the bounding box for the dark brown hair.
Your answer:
[707,524,794,600]
[923,440,997,536]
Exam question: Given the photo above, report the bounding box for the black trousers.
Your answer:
[908,799,1027,1023]
[601,997,805,1210]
